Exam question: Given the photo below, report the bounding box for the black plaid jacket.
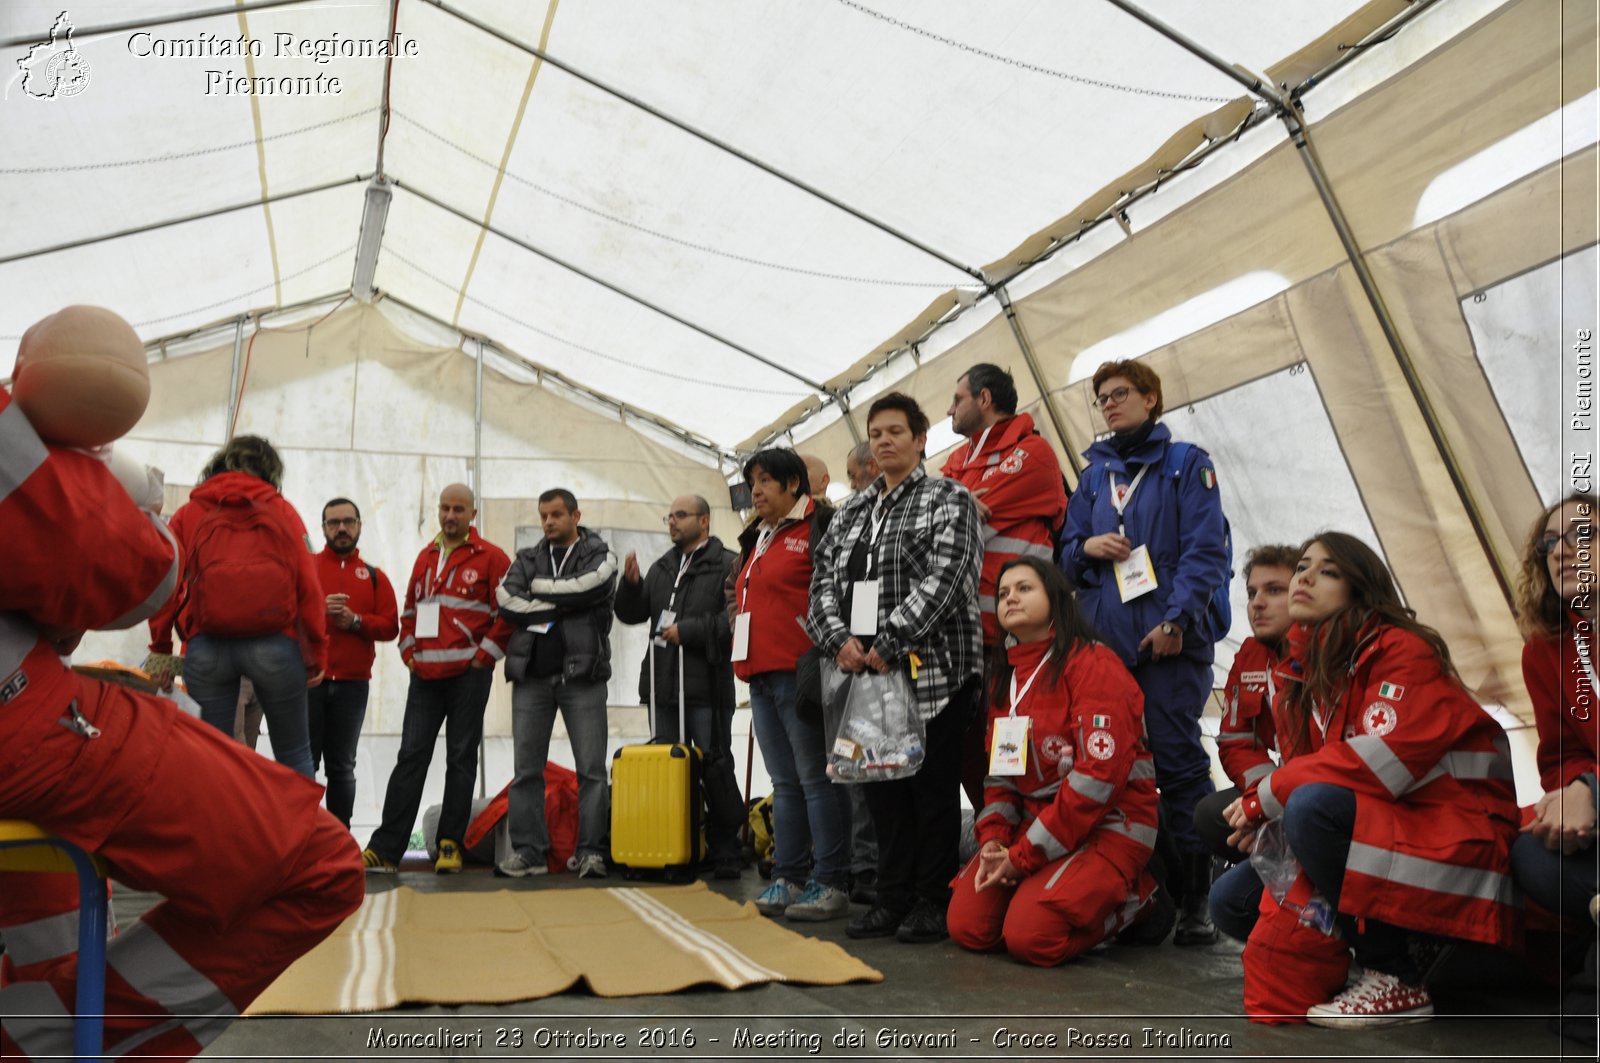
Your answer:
[806,465,983,719]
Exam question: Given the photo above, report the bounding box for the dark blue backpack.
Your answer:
[1079,442,1233,639]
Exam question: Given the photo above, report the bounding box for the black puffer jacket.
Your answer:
[497,528,618,684]
[614,536,736,718]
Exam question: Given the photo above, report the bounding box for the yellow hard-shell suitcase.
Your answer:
[610,643,703,875]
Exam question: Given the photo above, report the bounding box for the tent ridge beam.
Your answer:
[393,178,829,394]
[424,0,987,285]
[0,175,369,265]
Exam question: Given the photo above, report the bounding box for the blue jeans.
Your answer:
[307,678,369,826]
[1512,831,1599,920]
[509,675,610,860]
[656,700,744,862]
[1210,782,1418,981]
[185,633,313,777]
[367,667,493,862]
[748,670,849,888]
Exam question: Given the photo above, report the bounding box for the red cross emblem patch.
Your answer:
[461,569,479,585]
[1086,729,1116,760]
[1040,733,1071,765]
[355,566,370,581]
[1362,701,1398,736]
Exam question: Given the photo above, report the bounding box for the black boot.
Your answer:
[1173,852,1218,946]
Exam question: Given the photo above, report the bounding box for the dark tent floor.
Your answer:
[111,861,1587,1061]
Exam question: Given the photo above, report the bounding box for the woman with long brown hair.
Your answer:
[1214,532,1518,1027]
[946,557,1166,964]
[1509,494,1598,1048]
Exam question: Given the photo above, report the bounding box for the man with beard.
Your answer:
[311,497,399,827]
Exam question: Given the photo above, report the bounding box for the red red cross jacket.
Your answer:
[1240,620,1520,947]
[397,528,513,679]
[974,638,1158,878]
[940,413,1067,646]
[315,547,400,681]
[1522,617,1600,794]
[1216,636,1281,792]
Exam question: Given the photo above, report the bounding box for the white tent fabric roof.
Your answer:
[4,0,1418,447]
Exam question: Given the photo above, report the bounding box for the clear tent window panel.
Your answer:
[1461,246,1599,508]
[1160,365,1385,685]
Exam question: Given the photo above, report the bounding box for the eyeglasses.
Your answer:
[662,511,704,524]
[1093,386,1135,410]
[1537,526,1588,557]
[323,517,360,528]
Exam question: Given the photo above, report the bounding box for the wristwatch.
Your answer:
[1159,621,1177,637]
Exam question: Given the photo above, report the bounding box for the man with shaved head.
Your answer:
[801,454,832,502]
[363,482,512,875]
[615,494,743,878]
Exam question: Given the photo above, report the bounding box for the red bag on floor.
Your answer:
[1243,872,1351,1024]
[465,762,579,874]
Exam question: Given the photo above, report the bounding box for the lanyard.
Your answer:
[549,542,573,578]
[865,500,891,578]
[1007,649,1054,717]
[671,542,704,608]
[1110,464,1149,536]
[739,524,783,613]
[966,424,994,468]
[428,543,455,597]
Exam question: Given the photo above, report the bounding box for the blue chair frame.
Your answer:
[0,823,107,1063]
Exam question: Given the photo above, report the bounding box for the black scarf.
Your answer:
[1109,419,1156,459]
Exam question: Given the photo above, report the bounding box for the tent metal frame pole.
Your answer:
[427,0,986,285]
[473,335,487,800]
[831,391,864,447]
[380,293,734,463]
[0,175,368,265]
[996,285,1080,476]
[395,179,829,394]
[1100,0,1514,610]
[0,0,309,47]
[224,315,246,442]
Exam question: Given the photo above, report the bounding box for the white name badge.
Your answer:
[850,580,880,636]
[731,612,751,662]
[415,601,441,639]
[530,621,554,635]
[1114,544,1159,603]
[657,609,676,633]
[989,715,1031,776]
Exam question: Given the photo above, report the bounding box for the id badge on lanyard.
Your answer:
[732,529,775,663]
[1110,465,1158,602]
[990,650,1051,776]
[850,508,887,636]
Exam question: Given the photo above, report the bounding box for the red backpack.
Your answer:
[179,493,300,639]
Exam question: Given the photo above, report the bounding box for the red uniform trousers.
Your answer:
[947,834,1155,967]
[0,662,364,1060]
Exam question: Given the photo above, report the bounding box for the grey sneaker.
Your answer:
[496,853,549,879]
[754,877,804,917]
[784,880,849,922]
[576,853,609,879]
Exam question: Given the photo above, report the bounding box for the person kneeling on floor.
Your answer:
[1216,533,1519,1027]
[947,557,1167,965]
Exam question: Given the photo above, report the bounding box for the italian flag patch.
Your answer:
[1378,682,1404,699]
[1091,714,1110,728]
[1200,467,1217,489]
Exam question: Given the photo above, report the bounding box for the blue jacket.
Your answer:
[1058,422,1229,667]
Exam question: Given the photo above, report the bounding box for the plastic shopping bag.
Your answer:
[825,667,924,782]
